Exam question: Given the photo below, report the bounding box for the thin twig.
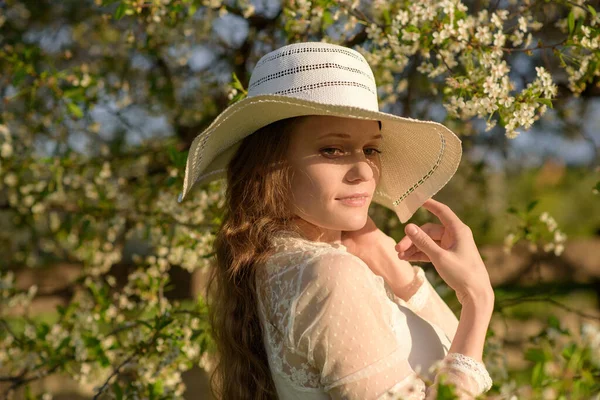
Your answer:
[497,296,600,320]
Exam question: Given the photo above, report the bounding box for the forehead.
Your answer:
[290,115,380,141]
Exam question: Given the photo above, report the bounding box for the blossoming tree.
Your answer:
[1,0,599,398]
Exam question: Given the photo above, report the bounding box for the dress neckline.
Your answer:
[274,231,348,252]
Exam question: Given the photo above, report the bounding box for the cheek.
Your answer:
[290,166,336,204]
[369,159,382,184]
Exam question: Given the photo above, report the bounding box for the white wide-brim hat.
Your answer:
[177,41,462,223]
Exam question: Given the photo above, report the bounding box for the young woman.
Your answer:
[178,42,495,399]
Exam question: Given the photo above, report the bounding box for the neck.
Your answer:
[291,216,342,245]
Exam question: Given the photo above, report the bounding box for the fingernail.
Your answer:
[406,224,417,235]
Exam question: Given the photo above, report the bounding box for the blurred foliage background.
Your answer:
[0,0,599,399]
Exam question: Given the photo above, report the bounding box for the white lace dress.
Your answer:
[255,232,493,399]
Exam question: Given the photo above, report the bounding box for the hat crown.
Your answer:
[247,42,380,111]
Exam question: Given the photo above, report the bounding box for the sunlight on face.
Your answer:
[286,115,382,240]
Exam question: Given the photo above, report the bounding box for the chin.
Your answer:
[337,213,368,230]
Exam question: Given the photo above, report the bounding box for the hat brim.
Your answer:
[179,94,462,223]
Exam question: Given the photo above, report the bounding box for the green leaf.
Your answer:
[36,322,50,340]
[588,5,597,17]
[167,145,188,168]
[538,98,553,109]
[562,342,577,359]
[547,315,560,330]
[594,181,600,191]
[435,374,459,399]
[231,71,246,93]
[382,8,391,26]
[63,87,86,102]
[531,361,545,386]
[574,17,584,35]
[526,199,539,212]
[525,347,546,362]
[228,92,246,105]
[113,382,123,400]
[12,69,27,87]
[115,3,127,20]
[151,379,164,396]
[506,206,518,214]
[322,10,333,29]
[55,336,70,353]
[568,9,575,34]
[67,102,84,118]
[166,176,177,186]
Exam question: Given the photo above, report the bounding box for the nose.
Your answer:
[345,150,376,182]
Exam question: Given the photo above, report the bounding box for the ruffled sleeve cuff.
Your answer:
[442,352,493,394]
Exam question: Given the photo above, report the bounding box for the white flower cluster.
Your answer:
[581,322,600,368]
[69,215,125,276]
[198,350,217,372]
[201,0,223,8]
[553,10,600,95]
[0,124,13,159]
[282,0,312,35]
[0,270,15,299]
[279,0,600,138]
[152,184,223,272]
[3,282,37,311]
[565,53,596,95]
[503,232,517,255]
[580,26,600,49]
[539,212,567,256]
[227,87,238,100]
[241,2,255,19]
[503,210,567,256]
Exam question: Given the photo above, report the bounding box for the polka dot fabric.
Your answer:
[255,232,493,399]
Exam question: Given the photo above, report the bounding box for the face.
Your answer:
[286,115,382,242]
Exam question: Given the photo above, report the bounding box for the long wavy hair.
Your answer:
[204,115,310,399]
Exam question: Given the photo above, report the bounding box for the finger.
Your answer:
[403,223,444,260]
[421,198,464,230]
[399,240,441,257]
[399,237,442,255]
[398,251,431,263]
[396,223,444,252]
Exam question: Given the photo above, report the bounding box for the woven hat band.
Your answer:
[247,43,379,111]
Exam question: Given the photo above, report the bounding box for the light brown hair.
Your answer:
[205,116,308,399]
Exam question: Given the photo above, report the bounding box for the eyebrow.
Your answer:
[317,133,383,140]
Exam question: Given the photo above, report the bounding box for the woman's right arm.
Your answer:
[448,293,494,363]
[388,198,496,397]
[291,251,493,400]
[424,293,494,399]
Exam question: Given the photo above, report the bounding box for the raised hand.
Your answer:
[395,198,494,305]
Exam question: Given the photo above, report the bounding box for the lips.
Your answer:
[336,192,369,200]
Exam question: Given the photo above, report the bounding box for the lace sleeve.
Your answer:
[391,265,460,343]
[388,265,493,397]
[289,251,493,399]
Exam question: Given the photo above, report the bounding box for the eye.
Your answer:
[320,147,345,157]
[320,147,382,158]
[365,148,382,156]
